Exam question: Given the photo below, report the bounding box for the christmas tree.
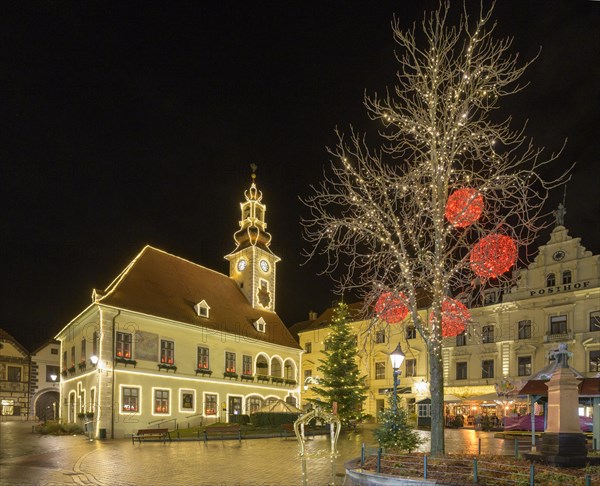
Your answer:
[374,393,424,453]
[308,302,368,424]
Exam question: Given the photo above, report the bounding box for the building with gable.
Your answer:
[0,329,31,418]
[55,175,301,438]
[298,218,599,422]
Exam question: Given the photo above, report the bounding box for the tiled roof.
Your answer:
[98,246,300,350]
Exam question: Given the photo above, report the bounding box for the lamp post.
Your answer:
[389,343,405,413]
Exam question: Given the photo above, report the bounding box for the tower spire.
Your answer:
[225,164,281,310]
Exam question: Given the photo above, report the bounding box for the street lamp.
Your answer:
[389,343,405,413]
[90,355,99,367]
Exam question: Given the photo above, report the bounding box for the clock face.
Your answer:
[552,250,565,261]
[237,259,247,271]
[259,259,270,272]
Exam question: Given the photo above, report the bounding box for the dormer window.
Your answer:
[253,317,266,333]
[194,300,210,318]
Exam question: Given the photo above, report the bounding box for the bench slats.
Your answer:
[132,428,170,444]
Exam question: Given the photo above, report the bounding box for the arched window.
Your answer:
[562,270,572,284]
[246,396,263,415]
[546,273,556,287]
[255,355,269,375]
[270,358,282,377]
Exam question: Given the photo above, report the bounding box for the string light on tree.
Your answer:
[445,188,484,228]
[470,234,517,279]
[375,292,409,323]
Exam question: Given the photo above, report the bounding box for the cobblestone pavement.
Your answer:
[1,420,511,486]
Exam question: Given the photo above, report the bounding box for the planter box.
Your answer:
[158,363,177,372]
[195,368,213,376]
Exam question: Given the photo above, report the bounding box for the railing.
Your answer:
[543,330,572,342]
[357,445,594,486]
[148,417,177,430]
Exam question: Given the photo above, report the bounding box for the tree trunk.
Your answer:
[429,344,445,456]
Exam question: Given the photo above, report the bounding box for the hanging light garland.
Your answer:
[445,188,484,228]
[375,292,409,323]
[430,298,471,337]
[470,234,517,278]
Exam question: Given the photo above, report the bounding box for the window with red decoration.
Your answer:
[160,339,174,364]
[154,389,169,414]
[116,332,132,358]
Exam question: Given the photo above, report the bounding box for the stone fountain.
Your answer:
[526,344,590,467]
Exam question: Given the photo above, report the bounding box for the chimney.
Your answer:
[308,311,317,321]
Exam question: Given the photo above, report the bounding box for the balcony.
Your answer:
[543,330,572,343]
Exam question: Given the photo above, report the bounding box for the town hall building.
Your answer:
[55,174,301,439]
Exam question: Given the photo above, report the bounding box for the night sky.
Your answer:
[2,1,599,351]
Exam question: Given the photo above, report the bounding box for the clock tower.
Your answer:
[225,169,280,311]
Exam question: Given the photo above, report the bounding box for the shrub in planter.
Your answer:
[230,414,251,425]
[250,412,301,427]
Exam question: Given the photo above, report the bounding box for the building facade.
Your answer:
[298,223,600,420]
[30,340,61,421]
[55,177,301,438]
[0,329,31,418]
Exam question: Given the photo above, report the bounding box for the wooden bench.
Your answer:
[131,428,170,444]
[204,424,242,442]
[280,423,295,439]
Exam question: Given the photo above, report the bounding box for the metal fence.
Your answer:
[359,444,595,486]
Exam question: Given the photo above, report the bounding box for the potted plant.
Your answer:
[157,363,177,372]
[224,371,239,379]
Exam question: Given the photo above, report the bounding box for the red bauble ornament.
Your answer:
[445,188,484,228]
[375,292,409,323]
[470,234,517,279]
[430,298,470,337]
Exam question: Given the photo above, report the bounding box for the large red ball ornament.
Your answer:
[429,298,470,337]
[445,188,484,228]
[375,292,409,323]
[470,234,517,279]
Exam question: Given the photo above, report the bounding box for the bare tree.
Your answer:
[302,2,569,456]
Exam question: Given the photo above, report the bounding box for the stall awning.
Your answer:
[519,377,600,397]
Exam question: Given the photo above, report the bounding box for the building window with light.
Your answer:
[242,355,252,375]
[160,340,174,364]
[562,270,572,284]
[375,362,386,380]
[587,350,600,372]
[518,356,532,376]
[590,311,600,332]
[225,352,236,373]
[406,326,416,340]
[456,332,467,347]
[405,359,416,377]
[481,359,494,379]
[550,315,567,335]
[197,346,209,369]
[546,273,556,287]
[456,362,467,380]
[304,342,312,354]
[204,394,217,415]
[154,389,169,414]
[116,332,132,358]
[375,330,386,344]
[518,320,531,339]
[122,387,139,412]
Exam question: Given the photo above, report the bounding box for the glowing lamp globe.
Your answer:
[445,188,484,228]
[470,234,517,279]
[375,292,409,324]
[430,298,470,337]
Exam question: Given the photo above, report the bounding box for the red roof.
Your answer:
[98,246,300,350]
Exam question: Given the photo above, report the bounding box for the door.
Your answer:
[228,396,242,421]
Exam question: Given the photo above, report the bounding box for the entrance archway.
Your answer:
[35,390,59,421]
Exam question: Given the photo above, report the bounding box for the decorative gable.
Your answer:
[253,317,266,333]
[194,300,210,318]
